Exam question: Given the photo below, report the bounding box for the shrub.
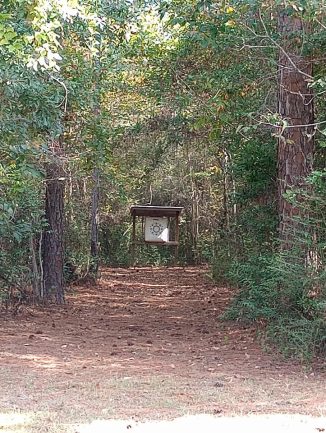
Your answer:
[222,171,326,360]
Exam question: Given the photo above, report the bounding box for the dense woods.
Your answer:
[0,0,325,359]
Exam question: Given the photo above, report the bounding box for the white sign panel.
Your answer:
[145,217,169,243]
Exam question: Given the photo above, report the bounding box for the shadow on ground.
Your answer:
[0,267,325,432]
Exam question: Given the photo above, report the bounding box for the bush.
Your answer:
[223,254,280,322]
[222,171,326,360]
[266,317,326,361]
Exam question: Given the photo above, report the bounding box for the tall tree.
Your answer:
[42,138,65,303]
[277,9,315,248]
[90,167,100,276]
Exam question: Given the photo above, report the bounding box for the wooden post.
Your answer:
[175,213,180,265]
[131,213,136,266]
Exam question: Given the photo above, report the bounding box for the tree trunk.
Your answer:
[89,167,100,276]
[42,139,65,304]
[29,235,42,301]
[277,11,314,249]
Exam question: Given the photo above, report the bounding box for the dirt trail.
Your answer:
[0,267,325,432]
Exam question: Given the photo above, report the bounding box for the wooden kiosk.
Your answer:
[130,205,183,264]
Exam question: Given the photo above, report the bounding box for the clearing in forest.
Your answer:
[0,267,325,433]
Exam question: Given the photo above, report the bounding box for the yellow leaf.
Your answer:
[226,6,234,13]
[225,20,236,28]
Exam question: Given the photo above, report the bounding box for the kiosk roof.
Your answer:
[130,205,183,217]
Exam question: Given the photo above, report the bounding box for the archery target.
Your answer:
[145,217,169,242]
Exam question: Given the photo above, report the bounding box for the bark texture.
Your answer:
[42,139,65,304]
[90,168,100,276]
[277,12,314,248]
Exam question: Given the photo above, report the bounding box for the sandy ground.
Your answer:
[0,267,325,433]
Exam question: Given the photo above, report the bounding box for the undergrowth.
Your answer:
[222,253,326,361]
[219,171,326,362]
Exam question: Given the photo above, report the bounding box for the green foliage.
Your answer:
[223,171,326,360]
[266,317,326,361]
[100,222,131,267]
[222,254,280,320]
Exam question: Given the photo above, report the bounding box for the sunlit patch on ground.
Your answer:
[0,412,32,430]
[76,414,326,433]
